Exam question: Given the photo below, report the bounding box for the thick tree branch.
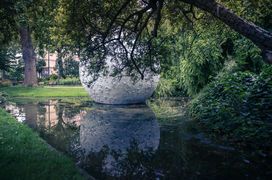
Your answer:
[131,10,155,79]
[181,0,272,63]
[152,0,163,37]
[86,0,272,81]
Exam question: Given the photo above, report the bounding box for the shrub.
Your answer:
[49,74,58,80]
[189,66,272,149]
[38,76,81,86]
[57,77,81,86]
[63,58,79,77]
[154,78,178,97]
[0,91,8,105]
[0,79,13,87]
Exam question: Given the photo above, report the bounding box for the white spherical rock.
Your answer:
[80,62,160,104]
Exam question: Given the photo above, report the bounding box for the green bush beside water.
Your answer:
[189,66,272,149]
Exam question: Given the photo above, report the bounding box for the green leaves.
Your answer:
[63,58,79,77]
[189,66,272,149]
[36,58,46,74]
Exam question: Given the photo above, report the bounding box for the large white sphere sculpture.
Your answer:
[80,62,159,104]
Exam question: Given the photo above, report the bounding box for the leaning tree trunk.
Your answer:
[19,26,38,86]
[181,0,272,64]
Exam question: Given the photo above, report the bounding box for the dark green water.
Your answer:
[5,98,272,179]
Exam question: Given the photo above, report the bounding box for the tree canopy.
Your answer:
[48,0,270,80]
[0,0,271,84]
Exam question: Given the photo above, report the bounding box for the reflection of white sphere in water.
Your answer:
[80,104,160,154]
[80,104,160,176]
[79,61,160,104]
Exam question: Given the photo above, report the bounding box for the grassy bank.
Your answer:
[0,86,88,97]
[0,108,84,179]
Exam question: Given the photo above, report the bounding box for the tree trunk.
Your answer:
[56,49,64,79]
[181,0,272,64]
[2,70,7,80]
[19,26,38,86]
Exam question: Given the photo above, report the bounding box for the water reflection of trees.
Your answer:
[79,101,268,179]
[13,100,82,153]
[80,126,197,179]
[83,141,158,179]
[82,122,259,179]
[6,99,271,179]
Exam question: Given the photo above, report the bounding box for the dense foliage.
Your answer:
[8,61,24,82]
[189,65,272,149]
[0,47,11,71]
[154,0,272,97]
[36,59,46,77]
[63,58,79,77]
[150,0,272,146]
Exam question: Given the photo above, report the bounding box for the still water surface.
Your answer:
[5,98,272,179]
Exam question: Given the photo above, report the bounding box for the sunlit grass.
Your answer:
[0,86,88,97]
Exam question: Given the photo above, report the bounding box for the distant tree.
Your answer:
[56,49,65,79]
[0,47,11,72]
[0,44,21,79]
[9,60,24,82]
[64,58,79,77]
[36,59,46,78]
[49,0,84,56]
[0,0,56,86]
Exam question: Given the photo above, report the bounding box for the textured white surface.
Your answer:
[80,62,160,104]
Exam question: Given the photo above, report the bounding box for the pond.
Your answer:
[5,97,272,179]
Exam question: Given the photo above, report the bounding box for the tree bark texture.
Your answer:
[19,26,38,86]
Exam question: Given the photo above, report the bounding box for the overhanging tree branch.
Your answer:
[180,0,272,63]
[83,0,272,81]
[99,0,272,64]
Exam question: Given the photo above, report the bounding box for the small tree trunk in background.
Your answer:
[2,70,7,80]
[56,49,64,79]
[19,26,38,86]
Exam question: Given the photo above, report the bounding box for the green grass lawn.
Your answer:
[0,86,88,97]
[0,109,84,179]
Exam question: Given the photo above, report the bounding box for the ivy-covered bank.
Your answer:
[189,66,272,150]
[0,109,84,180]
